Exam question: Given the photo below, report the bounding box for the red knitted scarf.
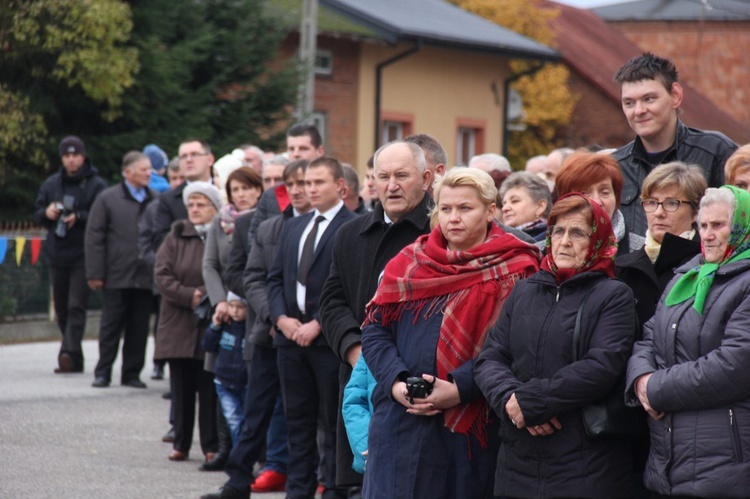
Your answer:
[364,224,539,446]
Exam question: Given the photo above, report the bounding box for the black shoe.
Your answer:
[122,379,147,389]
[162,427,175,443]
[151,364,164,380]
[200,485,249,499]
[200,452,228,472]
[162,391,171,400]
[92,377,110,388]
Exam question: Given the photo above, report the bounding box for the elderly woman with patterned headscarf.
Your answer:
[360,167,539,498]
[627,186,750,497]
[476,193,638,498]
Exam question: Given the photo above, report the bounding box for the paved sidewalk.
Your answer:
[0,339,285,499]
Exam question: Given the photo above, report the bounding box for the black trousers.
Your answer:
[49,263,89,370]
[278,344,345,499]
[168,358,218,455]
[93,288,152,382]
[226,345,283,489]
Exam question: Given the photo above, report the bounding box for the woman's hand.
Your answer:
[636,373,664,420]
[420,374,461,411]
[505,393,526,428]
[391,379,440,416]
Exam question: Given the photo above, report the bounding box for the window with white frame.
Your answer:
[314,50,333,76]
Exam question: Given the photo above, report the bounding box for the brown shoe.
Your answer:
[54,353,77,373]
[168,449,188,461]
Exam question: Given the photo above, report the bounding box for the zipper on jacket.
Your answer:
[730,409,743,462]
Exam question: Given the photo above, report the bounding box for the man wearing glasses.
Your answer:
[152,139,215,248]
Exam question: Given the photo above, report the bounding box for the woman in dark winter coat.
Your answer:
[361,168,539,499]
[155,181,222,463]
[616,162,705,337]
[627,186,750,497]
[475,193,637,498]
[555,150,639,255]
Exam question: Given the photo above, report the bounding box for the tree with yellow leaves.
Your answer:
[451,0,577,167]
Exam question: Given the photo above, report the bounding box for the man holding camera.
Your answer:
[33,135,107,374]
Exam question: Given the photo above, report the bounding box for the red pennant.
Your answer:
[31,238,42,265]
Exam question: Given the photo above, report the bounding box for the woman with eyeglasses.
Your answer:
[614,162,706,496]
[626,186,750,497]
[554,150,641,255]
[616,162,706,333]
[476,193,637,498]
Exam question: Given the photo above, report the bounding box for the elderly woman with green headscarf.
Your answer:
[626,185,750,498]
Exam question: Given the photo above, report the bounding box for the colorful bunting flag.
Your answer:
[0,237,6,265]
[31,238,42,265]
[15,236,26,265]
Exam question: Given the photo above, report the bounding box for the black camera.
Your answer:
[54,195,76,238]
[406,376,433,402]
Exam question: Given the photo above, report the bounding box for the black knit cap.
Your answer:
[59,135,86,157]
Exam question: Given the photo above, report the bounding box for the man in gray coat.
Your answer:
[86,151,156,388]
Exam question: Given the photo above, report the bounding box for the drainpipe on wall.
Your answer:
[374,40,423,152]
[502,63,545,159]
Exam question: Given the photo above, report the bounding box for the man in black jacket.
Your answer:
[319,140,434,489]
[612,52,737,239]
[33,135,107,374]
[85,151,156,388]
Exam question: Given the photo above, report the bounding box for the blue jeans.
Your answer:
[215,380,246,445]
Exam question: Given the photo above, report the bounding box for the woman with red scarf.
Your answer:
[475,193,637,498]
[361,168,539,499]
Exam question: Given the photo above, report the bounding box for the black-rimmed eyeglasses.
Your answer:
[640,198,691,213]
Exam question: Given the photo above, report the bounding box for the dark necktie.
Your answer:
[298,215,326,285]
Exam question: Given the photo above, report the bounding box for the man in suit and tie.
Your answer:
[267,157,355,499]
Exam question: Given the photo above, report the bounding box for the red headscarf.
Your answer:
[540,192,617,283]
[364,223,539,446]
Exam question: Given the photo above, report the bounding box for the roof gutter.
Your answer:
[374,40,423,151]
[502,62,546,158]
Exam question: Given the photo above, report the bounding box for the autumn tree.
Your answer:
[0,0,138,219]
[451,0,577,167]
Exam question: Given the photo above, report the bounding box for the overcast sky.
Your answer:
[553,0,629,7]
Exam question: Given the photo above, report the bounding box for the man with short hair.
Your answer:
[613,52,737,238]
[152,139,215,248]
[319,140,433,490]
[469,153,511,173]
[268,157,355,499]
[404,133,446,194]
[341,164,367,214]
[262,155,289,190]
[33,135,107,373]
[86,151,156,388]
[287,124,325,160]
[241,144,265,173]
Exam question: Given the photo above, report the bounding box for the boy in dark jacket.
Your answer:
[202,292,248,445]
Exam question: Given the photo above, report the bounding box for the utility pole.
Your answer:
[297,0,318,121]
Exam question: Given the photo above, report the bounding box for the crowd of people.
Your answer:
[31,51,750,498]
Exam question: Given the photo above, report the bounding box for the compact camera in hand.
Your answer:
[54,195,76,238]
[406,376,434,402]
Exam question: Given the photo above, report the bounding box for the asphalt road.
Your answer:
[0,339,286,499]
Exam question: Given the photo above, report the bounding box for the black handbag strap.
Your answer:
[572,281,604,362]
